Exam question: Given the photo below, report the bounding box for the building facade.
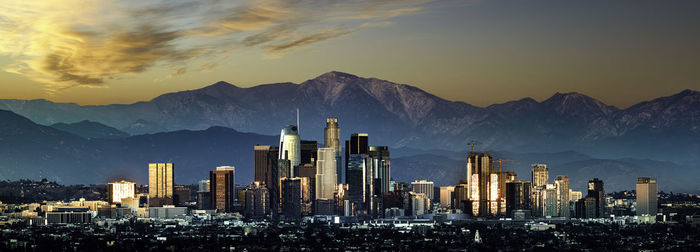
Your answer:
[210,166,235,212]
[636,177,658,216]
[148,163,174,206]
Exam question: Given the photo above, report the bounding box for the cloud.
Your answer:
[167,67,187,78]
[0,0,432,90]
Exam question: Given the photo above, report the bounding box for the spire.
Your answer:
[296,108,300,135]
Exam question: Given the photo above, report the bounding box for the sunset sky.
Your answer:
[1,0,698,108]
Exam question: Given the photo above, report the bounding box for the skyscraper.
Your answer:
[279,125,301,176]
[210,166,235,212]
[587,178,606,218]
[467,152,492,216]
[254,145,278,184]
[346,153,368,215]
[411,180,434,202]
[245,181,270,219]
[505,180,531,218]
[148,163,174,206]
[324,118,342,184]
[281,177,312,220]
[345,133,369,170]
[439,186,455,208]
[636,177,658,216]
[345,133,370,215]
[107,180,135,204]
[369,146,391,195]
[315,148,337,200]
[254,145,280,215]
[531,164,548,188]
[554,176,570,218]
[300,140,318,165]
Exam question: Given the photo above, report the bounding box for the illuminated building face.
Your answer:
[109,181,135,203]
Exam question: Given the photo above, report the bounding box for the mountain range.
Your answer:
[0,71,697,192]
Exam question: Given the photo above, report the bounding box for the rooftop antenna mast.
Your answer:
[296,108,300,134]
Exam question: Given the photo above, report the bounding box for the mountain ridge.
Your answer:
[0,72,697,165]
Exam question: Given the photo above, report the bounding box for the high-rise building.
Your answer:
[576,196,598,219]
[107,181,136,204]
[636,177,658,216]
[281,177,312,220]
[245,182,270,219]
[467,152,492,216]
[587,178,606,218]
[439,186,455,208]
[148,163,174,206]
[210,166,235,212]
[368,146,391,196]
[554,176,570,218]
[316,148,337,200]
[453,182,469,212]
[346,153,371,215]
[408,192,430,216]
[411,180,434,202]
[531,164,548,188]
[198,180,210,192]
[254,145,278,184]
[345,133,368,172]
[300,140,318,165]
[537,184,558,217]
[505,180,531,218]
[570,190,582,202]
[254,145,280,215]
[279,125,301,176]
[174,185,191,206]
[324,118,342,184]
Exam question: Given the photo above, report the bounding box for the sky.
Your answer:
[0,0,699,108]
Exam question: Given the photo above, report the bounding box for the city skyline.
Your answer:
[1,1,699,107]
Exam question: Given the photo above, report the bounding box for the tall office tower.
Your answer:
[570,190,582,202]
[254,145,279,215]
[324,118,342,184]
[492,171,517,216]
[245,182,270,219]
[316,148,337,200]
[636,177,658,216]
[148,163,174,206]
[107,181,136,204]
[554,176,570,217]
[467,152,492,216]
[300,140,318,165]
[575,196,597,218]
[345,133,369,172]
[411,180,434,202]
[505,180,531,218]
[295,163,316,179]
[587,178,606,218]
[453,182,469,212]
[440,186,455,208]
[198,180,210,192]
[281,177,312,220]
[531,164,548,188]
[537,184,558,217]
[408,192,430,216]
[279,125,301,176]
[346,153,370,215]
[210,166,236,213]
[369,146,391,195]
[254,145,278,184]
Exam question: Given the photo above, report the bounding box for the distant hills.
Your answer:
[51,120,130,139]
[0,109,278,185]
[0,71,698,192]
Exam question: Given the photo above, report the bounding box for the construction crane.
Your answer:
[494,159,516,174]
[467,141,482,154]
